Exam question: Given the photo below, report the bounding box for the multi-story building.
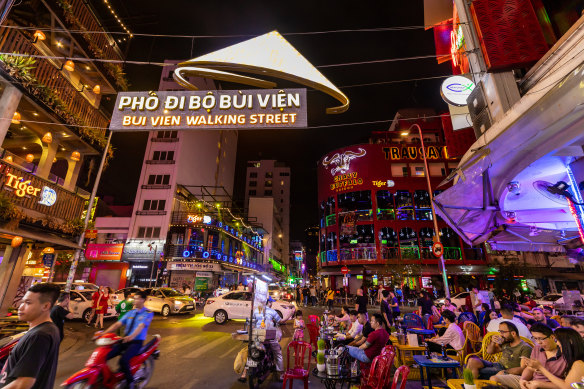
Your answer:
[247,196,285,277]
[0,0,127,313]
[245,160,291,270]
[317,112,485,294]
[94,62,264,290]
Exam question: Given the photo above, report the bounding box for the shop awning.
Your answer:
[0,226,81,249]
[434,58,584,252]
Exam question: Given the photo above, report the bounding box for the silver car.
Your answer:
[143,287,195,317]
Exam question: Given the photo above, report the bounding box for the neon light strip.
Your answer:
[567,165,584,216]
[567,199,584,244]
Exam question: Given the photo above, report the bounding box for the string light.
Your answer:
[102,0,132,37]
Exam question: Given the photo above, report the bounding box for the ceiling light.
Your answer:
[11,111,20,124]
[92,84,101,94]
[25,154,34,163]
[42,132,53,143]
[56,41,63,48]
[70,151,80,161]
[401,132,409,136]
[5,155,12,163]
[63,60,75,72]
[85,65,91,71]
[33,30,46,43]
[32,112,38,116]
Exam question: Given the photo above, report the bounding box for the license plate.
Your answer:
[247,359,257,367]
[185,305,194,310]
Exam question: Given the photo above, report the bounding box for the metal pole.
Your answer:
[148,244,157,288]
[410,124,451,299]
[65,131,113,292]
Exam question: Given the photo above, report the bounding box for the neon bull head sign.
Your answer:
[322,148,366,176]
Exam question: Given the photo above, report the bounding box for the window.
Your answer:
[143,200,166,211]
[402,166,409,177]
[265,172,273,178]
[156,131,177,139]
[250,172,258,178]
[279,172,290,176]
[281,190,284,194]
[441,168,446,176]
[152,150,174,161]
[395,191,414,220]
[248,190,256,196]
[265,190,272,196]
[414,166,425,176]
[147,174,170,185]
[249,181,257,187]
[338,190,372,221]
[376,191,395,220]
[137,227,161,239]
[265,180,273,187]
[399,227,419,259]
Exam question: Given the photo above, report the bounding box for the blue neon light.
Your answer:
[218,222,222,227]
[567,165,584,217]
[203,251,210,258]
[182,250,190,257]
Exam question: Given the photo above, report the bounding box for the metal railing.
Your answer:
[339,246,377,261]
[141,184,172,190]
[135,210,167,215]
[0,27,110,136]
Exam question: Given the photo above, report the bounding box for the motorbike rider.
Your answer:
[99,291,153,389]
[253,297,285,381]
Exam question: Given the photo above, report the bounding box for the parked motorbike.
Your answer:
[246,337,276,389]
[62,332,160,389]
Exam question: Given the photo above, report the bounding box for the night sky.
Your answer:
[95,0,453,240]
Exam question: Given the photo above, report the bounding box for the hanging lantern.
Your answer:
[52,157,57,163]
[42,247,54,254]
[92,84,101,95]
[70,151,80,161]
[63,60,75,72]
[11,111,21,124]
[42,132,53,143]
[5,155,13,163]
[33,30,46,42]
[11,236,23,248]
[25,154,34,163]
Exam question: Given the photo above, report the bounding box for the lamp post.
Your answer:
[148,242,158,288]
[405,124,451,299]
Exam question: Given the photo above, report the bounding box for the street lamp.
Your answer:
[403,124,451,298]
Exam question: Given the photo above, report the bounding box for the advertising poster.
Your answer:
[195,277,208,291]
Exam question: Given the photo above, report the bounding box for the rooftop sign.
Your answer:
[110,89,307,131]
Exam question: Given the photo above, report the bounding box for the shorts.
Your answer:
[490,374,521,389]
[477,360,504,379]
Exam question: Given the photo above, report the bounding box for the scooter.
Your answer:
[62,332,161,389]
[246,337,276,389]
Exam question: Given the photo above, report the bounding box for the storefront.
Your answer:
[121,240,165,288]
[84,243,127,290]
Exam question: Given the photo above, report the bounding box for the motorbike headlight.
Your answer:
[250,342,266,361]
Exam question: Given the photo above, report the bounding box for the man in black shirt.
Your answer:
[50,292,74,342]
[0,283,61,389]
[349,312,373,346]
[380,290,393,330]
[355,288,368,316]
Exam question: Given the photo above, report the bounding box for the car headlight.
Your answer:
[174,300,184,306]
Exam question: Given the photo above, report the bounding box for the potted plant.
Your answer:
[316,352,326,372]
[463,368,476,389]
[317,339,326,355]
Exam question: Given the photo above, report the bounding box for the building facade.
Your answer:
[0,0,127,313]
[317,116,486,293]
[245,159,291,268]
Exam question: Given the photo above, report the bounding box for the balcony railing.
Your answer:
[339,246,377,261]
[141,184,172,190]
[165,244,264,271]
[322,245,476,265]
[145,160,175,165]
[0,162,85,223]
[0,28,109,141]
[151,138,179,143]
[135,210,167,216]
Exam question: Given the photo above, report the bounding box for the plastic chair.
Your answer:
[308,315,320,325]
[381,351,396,388]
[458,312,478,326]
[403,313,424,329]
[381,345,395,355]
[390,365,410,389]
[282,340,312,389]
[360,355,390,389]
[306,323,319,354]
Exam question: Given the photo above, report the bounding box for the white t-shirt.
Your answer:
[486,317,533,340]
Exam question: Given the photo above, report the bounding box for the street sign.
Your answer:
[432,242,444,257]
[341,266,349,275]
[42,254,54,267]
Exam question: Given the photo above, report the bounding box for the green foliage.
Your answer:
[463,369,475,385]
[317,339,326,350]
[316,353,325,364]
[0,54,37,86]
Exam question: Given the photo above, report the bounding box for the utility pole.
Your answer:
[148,242,158,288]
[65,132,112,292]
[409,124,451,299]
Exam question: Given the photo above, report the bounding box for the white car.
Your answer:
[434,292,472,308]
[204,291,296,324]
[68,290,117,322]
[535,293,584,310]
[54,282,99,291]
[111,287,144,305]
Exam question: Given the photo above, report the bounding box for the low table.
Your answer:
[312,367,360,389]
[447,379,500,389]
[413,355,460,389]
[407,328,435,336]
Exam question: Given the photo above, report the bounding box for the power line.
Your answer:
[0,51,444,69]
[2,22,466,40]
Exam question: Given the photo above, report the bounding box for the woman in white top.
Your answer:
[333,306,352,331]
[426,310,465,354]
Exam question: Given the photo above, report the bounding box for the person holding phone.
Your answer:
[467,321,532,379]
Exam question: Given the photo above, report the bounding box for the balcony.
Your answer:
[145,160,175,165]
[151,138,179,143]
[164,244,263,271]
[0,162,85,232]
[0,28,109,149]
[141,184,172,190]
[135,210,167,216]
